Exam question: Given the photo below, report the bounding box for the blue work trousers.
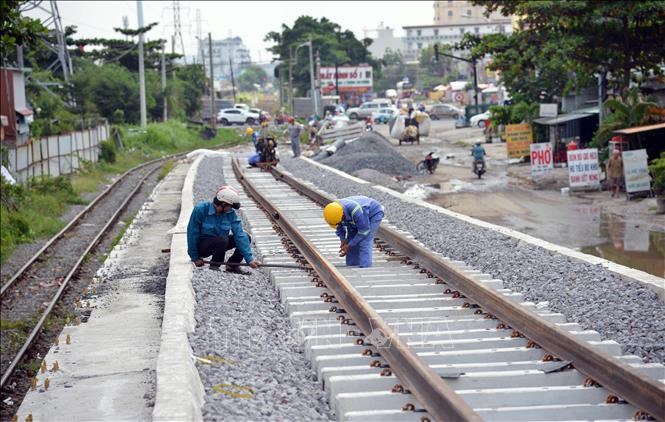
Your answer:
[345,211,384,268]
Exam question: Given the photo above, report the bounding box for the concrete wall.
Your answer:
[4,121,109,182]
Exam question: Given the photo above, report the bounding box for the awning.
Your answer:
[614,122,665,135]
[533,113,593,125]
[15,108,33,116]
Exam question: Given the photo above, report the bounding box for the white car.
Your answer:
[346,100,393,120]
[217,108,259,126]
[470,110,491,128]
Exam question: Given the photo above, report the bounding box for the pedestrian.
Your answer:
[187,185,260,274]
[285,117,302,157]
[607,149,624,198]
[323,196,385,268]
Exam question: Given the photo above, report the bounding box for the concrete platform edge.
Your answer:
[298,156,665,301]
[153,155,205,421]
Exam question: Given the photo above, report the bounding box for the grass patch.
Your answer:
[158,159,175,181]
[108,215,135,253]
[2,121,242,264]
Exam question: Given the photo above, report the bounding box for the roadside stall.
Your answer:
[533,112,599,166]
[612,122,665,162]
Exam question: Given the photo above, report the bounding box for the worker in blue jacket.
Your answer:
[187,185,260,274]
[323,196,385,268]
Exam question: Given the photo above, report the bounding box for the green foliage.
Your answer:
[593,88,660,147]
[99,140,117,163]
[264,16,377,96]
[1,175,84,262]
[112,109,125,124]
[648,152,665,194]
[174,64,207,118]
[0,0,47,63]
[489,102,539,128]
[472,0,665,99]
[238,65,268,92]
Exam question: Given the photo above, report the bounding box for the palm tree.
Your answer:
[593,88,661,146]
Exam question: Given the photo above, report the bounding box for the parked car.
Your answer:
[427,103,464,120]
[217,108,259,126]
[372,107,398,124]
[470,110,491,128]
[346,100,393,120]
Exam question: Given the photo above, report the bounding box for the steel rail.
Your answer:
[233,158,481,422]
[268,164,665,420]
[1,164,162,389]
[1,156,167,296]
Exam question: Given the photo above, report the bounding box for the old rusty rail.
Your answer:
[267,163,665,420]
[232,158,481,422]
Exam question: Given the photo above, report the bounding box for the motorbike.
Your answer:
[473,159,486,179]
[364,118,374,132]
[416,154,440,175]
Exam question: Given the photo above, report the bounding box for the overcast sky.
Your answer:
[27,1,434,63]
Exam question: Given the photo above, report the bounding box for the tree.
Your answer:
[264,16,376,96]
[458,31,590,104]
[0,0,46,65]
[593,88,661,146]
[238,65,268,92]
[417,44,458,91]
[472,0,665,99]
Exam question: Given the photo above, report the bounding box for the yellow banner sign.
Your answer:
[505,123,533,159]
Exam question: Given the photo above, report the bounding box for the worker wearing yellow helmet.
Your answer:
[323,196,384,268]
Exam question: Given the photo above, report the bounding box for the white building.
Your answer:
[199,37,251,81]
[365,22,404,59]
[402,20,513,62]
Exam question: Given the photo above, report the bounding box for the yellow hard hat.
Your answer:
[323,202,344,228]
[246,127,254,135]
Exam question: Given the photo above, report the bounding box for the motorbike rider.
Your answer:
[471,142,486,172]
[424,151,437,174]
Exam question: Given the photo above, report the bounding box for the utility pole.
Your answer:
[161,40,167,121]
[208,32,216,129]
[315,48,321,115]
[289,46,294,114]
[307,38,318,116]
[229,57,237,104]
[137,0,147,127]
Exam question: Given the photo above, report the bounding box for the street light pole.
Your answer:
[136,0,147,127]
[208,32,216,129]
[438,49,480,109]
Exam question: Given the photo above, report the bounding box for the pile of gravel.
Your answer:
[319,132,416,177]
[187,156,333,421]
[279,155,665,364]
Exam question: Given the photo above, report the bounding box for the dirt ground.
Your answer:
[373,119,665,277]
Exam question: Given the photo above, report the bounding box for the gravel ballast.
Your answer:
[187,156,333,421]
[318,132,416,177]
[278,154,665,364]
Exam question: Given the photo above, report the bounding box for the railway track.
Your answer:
[0,157,171,389]
[225,156,664,421]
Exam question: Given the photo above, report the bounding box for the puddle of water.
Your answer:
[580,214,665,278]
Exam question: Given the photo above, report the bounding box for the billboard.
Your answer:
[505,123,533,159]
[320,66,373,93]
[567,148,600,189]
[622,149,650,194]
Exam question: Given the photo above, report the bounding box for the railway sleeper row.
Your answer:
[223,159,664,421]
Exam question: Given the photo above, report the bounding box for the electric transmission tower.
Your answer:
[172,0,187,63]
[28,1,72,81]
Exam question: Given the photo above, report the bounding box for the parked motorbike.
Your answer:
[364,118,374,132]
[416,153,440,175]
[473,159,486,179]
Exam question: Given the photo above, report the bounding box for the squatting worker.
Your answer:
[323,196,385,268]
[187,185,260,274]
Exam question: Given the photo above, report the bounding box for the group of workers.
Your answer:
[187,185,385,273]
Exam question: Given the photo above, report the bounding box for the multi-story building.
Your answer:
[433,0,505,25]
[365,22,405,59]
[199,37,252,81]
[403,1,513,62]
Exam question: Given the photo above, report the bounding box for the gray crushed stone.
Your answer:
[318,132,416,177]
[187,156,334,421]
[279,155,665,364]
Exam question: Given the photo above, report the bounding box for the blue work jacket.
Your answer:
[335,196,384,248]
[187,201,253,262]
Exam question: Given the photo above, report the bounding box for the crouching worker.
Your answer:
[187,185,260,274]
[323,196,385,268]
